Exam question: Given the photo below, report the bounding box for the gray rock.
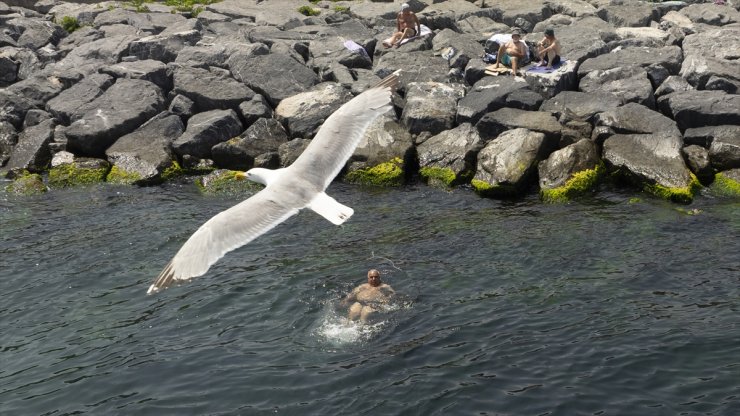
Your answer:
[66,79,166,157]
[22,109,51,129]
[505,88,545,111]
[0,54,18,86]
[595,1,658,27]
[0,90,39,129]
[594,102,681,137]
[430,28,485,69]
[128,19,203,63]
[682,144,713,185]
[167,94,195,119]
[476,107,562,143]
[683,125,740,148]
[538,138,601,192]
[173,109,243,160]
[350,114,415,169]
[374,51,451,88]
[577,45,683,78]
[473,128,550,197]
[46,73,115,124]
[172,65,255,113]
[6,16,65,49]
[238,94,272,129]
[709,133,740,171]
[92,8,185,34]
[3,118,54,175]
[5,74,68,108]
[532,16,615,65]
[579,66,655,108]
[278,138,311,167]
[230,53,319,107]
[56,35,139,70]
[540,90,623,123]
[603,132,697,202]
[680,27,740,92]
[310,37,373,72]
[456,77,530,125]
[105,112,184,185]
[679,3,740,26]
[657,90,740,132]
[489,0,553,30]
[275,82,353,139]
[211,118,289,170]
[524,59,579,99]
[0,121,19,167]
[100,60,170,91]
[175,41,248,69]
[417,123,482,186]
[654,75,693,98]
[56,26,104,55]
[402,82,465,136]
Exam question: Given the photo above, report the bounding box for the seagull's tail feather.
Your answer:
[148,260,176,294]
[372,69,401,91]
[308,191,354,225]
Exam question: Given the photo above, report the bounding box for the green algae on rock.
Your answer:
[6,172,47,195]
[643,173,701,204]
[196,169,263,194]
[541,162,605,203]
[710,172,740,197]
[345,157,404,187]
[419,166,457,188]
[49,159,111,187]
[106,165,144,185]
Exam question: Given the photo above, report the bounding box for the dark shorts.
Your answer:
[405,28,417,37]
[544,54,561,65]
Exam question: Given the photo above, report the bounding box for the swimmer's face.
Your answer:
[368,272,381,286]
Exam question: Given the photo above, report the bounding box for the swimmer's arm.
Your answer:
[340,286,360,305]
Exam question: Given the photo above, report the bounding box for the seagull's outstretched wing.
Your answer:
[148,188,299,294]
[289,70,400,190]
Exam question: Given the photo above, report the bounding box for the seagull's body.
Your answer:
[148,71,400,294]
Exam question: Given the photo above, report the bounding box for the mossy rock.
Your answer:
[161,161,184,182]
[419,166,466,188]
[196,169,263,194]
[710,172,740,198]
[49,160,110,188]
[643,173,701,204]
[470,178,517,197]
[106,165,144,185]
[345,157,404,187]
[541,162,605,203]
[6,172,47,195]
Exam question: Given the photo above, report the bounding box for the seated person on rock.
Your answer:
[383,3,421,48]
[494,28,527,77]
[341,269,395,323]
[536,28,562,69]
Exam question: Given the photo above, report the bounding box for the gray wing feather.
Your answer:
[289,75,398,190]
[148,189,299,293]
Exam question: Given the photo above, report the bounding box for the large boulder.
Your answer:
[345,115,415,187]
[105,113,184,185]
[709,134,740,171]
[456,76,531,125]
[65,79,166,157]
[577,45,683,79]
[683,125,740,148]
[0,121,18,166]
[472,128,551,197]
[579,66,655,108]
[275,82,353,139]
[539,90,623,123]
[211,118,289,170]
[100,60,170,91]
[3,119,55,175]
[374,51,452,88]
[524,59,578,99]
[538,138,603,202]
[0,90,36,129]
[593,102,681,137]
[5,74,69,108]
[417,123,483,187]
[603,132,699,203]
[401,82,465,135]
[680,27,740,93]
[128,19,203,63]
[230,53,319,107]
[682,145,713,185]
[55,34,139,72]
[172,109,243,160]
[595,0,658,27]
[172,65,255,113]
[657,90,740,132]
[46,73,115,124]
[678,3,740,26]
[5,16,65,49]
[476,107,562,143]
[48,151,110,187]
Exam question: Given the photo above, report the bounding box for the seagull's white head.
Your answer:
[241,167,272,186]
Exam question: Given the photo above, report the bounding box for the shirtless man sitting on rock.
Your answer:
[494,28,527,77]
[383,3,421,48]
[342,269,395,323]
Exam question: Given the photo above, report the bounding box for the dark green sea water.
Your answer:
[1,181,738,415]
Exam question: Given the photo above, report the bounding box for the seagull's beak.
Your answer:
[235,171,247,180]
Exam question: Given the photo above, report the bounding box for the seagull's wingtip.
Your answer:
[147,284,158,295]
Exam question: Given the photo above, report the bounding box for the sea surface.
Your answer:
[1,181,738,415]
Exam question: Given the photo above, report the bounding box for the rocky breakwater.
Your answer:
[1,0,739,202]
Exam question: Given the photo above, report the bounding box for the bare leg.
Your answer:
[545,49,556,69]
[348,302,363,320]
[511,56,519,77]
[360,305,376,323]
[394,28,413,47]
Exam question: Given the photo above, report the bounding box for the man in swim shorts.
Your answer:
[342,269,395,322]
[536,27,562,69]
[383,3,421,48]
[494,28,527,77]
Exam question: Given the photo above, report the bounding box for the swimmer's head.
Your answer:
[367,269,381,286]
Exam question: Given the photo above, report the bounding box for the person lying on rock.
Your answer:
[494,28,527,77]
[382,3,421,48]
[536,28,562,69]
[341,269,395,323]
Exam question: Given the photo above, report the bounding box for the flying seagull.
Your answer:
[147,70,401,294]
